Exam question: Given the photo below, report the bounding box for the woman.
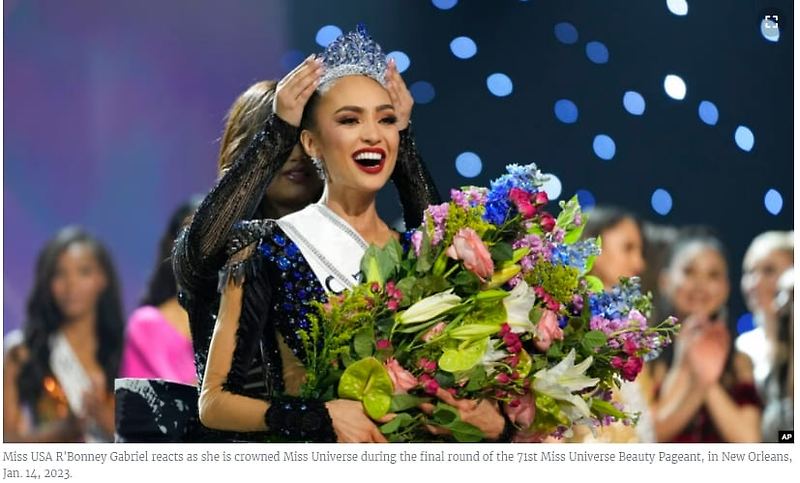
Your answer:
[197,26,504,442]
[564,207,654,442]
[172,52,438,390]
[4,227,124,442]
[652,232,761,442]
[736,231,793,393]
[120,197,202,384]
[760,267,793,442]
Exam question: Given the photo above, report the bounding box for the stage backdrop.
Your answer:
[4,0,793,335]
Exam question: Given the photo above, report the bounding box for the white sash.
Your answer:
[277,203,367,295]
[49,332,91,416]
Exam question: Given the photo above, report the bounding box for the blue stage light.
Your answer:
[409,81,436,104]
[623,91,645,116]
[760,17,780,42]
[450,36,477,59]
[734,125,755,151]
[664,74,686,100]
[315,25,342,48]
[737,313,755,335]
[554,99,579,124]
[592,134,616,160]
[487,73,513,97]
[554,22,579,45]
[576,189,596,209]
[666,0,689,16]
[387,51,410,73]
[455,152,482,178]
[432,0,458,10]
[698,100,719,125]
[764,189,783,215]
[585,41,609,64]
[651,189,673,215]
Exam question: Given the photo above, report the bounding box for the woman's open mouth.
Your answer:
[352,147,386,174]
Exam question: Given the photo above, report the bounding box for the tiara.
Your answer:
[318,23,388,90]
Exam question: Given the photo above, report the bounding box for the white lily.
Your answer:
[481,342,508,369]
[397,289,462,324]
[532,349,600,419]
[503,280,537,334]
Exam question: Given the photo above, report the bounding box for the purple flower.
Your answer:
[410,230,423,256]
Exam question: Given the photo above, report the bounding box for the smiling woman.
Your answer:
[163,25,447,443]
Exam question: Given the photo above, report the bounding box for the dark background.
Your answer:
[4,0,793,333]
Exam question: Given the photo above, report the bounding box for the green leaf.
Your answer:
[354,327,375,359]
[581,330,607,352]
[490,242,513,264]
[449,421,484,442]
[546,340,563,358]
[379,413,415,434]
[438,338,488,372]
[415,230,434,274]
[555,195,581,231]
[338,357,393,419]
[453,270,480,293]
[361,239,403,285]
[464,366,488,391]
[432,403,459,426]
[389,394,431,412]
[563,223,585,245]
[584,275,605,293]
[591,399,626,420]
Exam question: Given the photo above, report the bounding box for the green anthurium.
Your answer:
[338,357,393,420]
[438,337,488,372]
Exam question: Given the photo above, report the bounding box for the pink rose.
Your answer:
[534,309,564,351]
[385,358,418,394]
[422,321,447,342]
[509,188,537,219]
[504,392,536,429]
[533,191,549,205]
[445,228,494,280]
[621,356,643,382]
[539,213,556,232]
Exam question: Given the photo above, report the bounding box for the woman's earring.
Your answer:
[311,157,326,180]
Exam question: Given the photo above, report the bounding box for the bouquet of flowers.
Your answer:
[297,163,678,442]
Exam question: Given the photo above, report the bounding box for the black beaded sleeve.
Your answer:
[172,114,299,299]
[391,123,442,230]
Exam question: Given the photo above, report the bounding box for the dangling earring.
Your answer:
[311,157,326,180]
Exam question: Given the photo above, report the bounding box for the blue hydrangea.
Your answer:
[589,278,643,320]
[550,239,601,271]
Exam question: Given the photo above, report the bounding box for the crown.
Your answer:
[318,23,388,90]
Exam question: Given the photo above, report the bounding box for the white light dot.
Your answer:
[666,0,689,16]
[455,152,482,178]
[541,174,562,200]
[760,18,780,42]
[764,189,783,215]
[386,51,410,73]
[664,74,687,100]
[315,25,342,48]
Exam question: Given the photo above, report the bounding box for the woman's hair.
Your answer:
[582,205,642,241]
[664,226,728,271]
[218,80,278,174]
[140,196,203,307]
[300,91,322,132]
[743,231,793,270]
[18,226,124,405]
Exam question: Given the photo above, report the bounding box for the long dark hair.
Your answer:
[18,226,124,406]
[140,197,203,307]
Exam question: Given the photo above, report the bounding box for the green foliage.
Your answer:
[526,262,580,305]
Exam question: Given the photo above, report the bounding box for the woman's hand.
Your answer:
[384,58,413,130]
[325,399,388,443]
[273,55,324,127]
[686,319,730,387]
[421,389,506,440]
